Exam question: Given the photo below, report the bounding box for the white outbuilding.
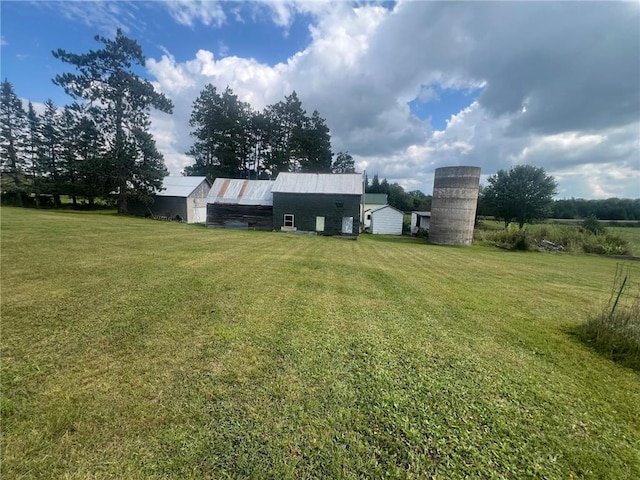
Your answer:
[369,204,404,235]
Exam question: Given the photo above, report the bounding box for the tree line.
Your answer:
[365,173,432,212]
[0,29,354,213]
[184,86,353,179]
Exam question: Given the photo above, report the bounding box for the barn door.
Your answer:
[342,216,353,234]
[316,216,325,232]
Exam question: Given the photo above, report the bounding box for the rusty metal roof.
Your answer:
[272,173,364,195]
[206,178,274,206]
[157,176,210,197]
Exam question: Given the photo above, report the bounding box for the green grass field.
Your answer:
[2,207,639,479]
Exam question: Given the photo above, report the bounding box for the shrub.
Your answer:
[475,222,633,255]
[581,215,607,235]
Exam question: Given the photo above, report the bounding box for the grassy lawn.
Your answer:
[2,207,639,479]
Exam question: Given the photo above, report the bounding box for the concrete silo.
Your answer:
[429,166,481,246]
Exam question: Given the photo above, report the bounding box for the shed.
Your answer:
[363,193,388,229]
[370,205,404,235]
[272,173,363,236]
[128,176,211,223]
[411,211,431,235]
[206,178,274,230]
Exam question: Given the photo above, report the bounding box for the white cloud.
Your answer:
[144,1,639,198]
[165,0,226,28]
[41,1,140,36]
[1,35,7,46]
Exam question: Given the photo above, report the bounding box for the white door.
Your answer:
[342,217,353,234]
[316,216,325,232]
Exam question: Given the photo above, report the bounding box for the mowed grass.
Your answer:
[2,207,639,479]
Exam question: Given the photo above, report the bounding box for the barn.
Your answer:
[369,205,404,235]
[128,176,211,223]
[272,173,363,236]
[206,178,274,230]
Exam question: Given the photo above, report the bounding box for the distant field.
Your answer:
[2,207,639,479]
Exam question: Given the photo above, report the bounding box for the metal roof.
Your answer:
[412,211,431,216]
[371,204,404,215]
[157,176,210,197]
[364,193,388,204]
[206,178,274,206]
[272,173,363,195]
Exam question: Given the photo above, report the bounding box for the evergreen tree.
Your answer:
[39,99,63,206]
[53,29,173,213]
[0,80,29,206]
[26,102,44,206]
[332,151,355,173]
[185,85,252,179]
[300,110,332,173]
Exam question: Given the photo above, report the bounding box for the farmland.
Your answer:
[1,207,639,479]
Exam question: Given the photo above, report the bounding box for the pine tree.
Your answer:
[53,29,173,213]
[0,80,29,206]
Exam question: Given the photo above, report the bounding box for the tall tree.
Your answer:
[39,99,64,206]
[0,80,28,206]
[185,85,252,179]
[300,110,332,173]
[483,165,558,228]
[26,102,44,206]
[332,151,355,173]
[53,29,173,213]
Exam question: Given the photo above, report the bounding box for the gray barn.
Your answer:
[128,176,211,223]
[272,173,363,236]
[206,178,274,230]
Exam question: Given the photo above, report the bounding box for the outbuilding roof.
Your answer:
[364,193,388,205]
[412,211,431,217]
[371,204,404,215]
[157,176,210,197]
[206,178,274,206]
[272,173,363,195]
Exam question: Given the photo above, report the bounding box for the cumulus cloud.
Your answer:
[144,1,639,198]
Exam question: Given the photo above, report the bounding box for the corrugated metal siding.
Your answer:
[273,192,360,236]
[371,205,404,235]
[272,173,363,195]
[206,178,274,206]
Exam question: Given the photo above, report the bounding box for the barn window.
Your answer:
[284,214,294,227]
[335,201,344,208]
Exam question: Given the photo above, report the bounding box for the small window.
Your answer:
[366,213,371,220]
[335,201,344,208]
[284,214,294,227]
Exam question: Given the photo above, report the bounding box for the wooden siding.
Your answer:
[207,204,273,230]
[273,192,361,236]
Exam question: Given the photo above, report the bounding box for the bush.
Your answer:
[582,215,606,235]
[475,222,633,255]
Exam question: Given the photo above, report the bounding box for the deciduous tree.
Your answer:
[483,165,557,228]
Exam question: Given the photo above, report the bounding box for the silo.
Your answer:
[429,166,481,246]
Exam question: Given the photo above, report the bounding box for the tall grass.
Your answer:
[579,265,640,370]
[475,222,634,255]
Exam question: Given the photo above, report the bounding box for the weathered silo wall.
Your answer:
[429,166,481,246]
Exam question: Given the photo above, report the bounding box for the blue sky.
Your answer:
[2,1,639,199]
